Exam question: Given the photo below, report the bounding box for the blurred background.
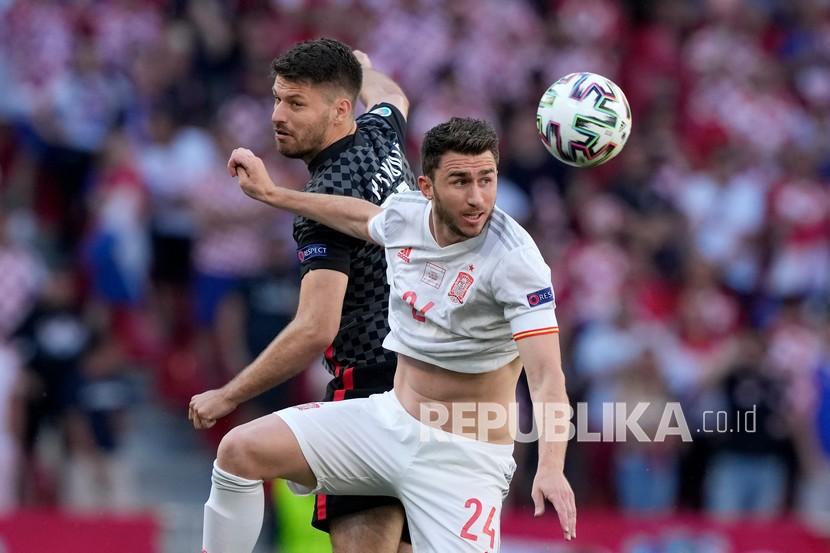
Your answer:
[0,0,829,551]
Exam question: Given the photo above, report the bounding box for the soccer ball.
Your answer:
[536,72,632,167]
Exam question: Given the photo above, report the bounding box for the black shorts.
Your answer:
[311,361,411,543]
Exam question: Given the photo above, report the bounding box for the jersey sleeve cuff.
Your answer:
[368,211,385,245]
[513,327,560,341]
[300,259,350,277]
[509,309,558,340]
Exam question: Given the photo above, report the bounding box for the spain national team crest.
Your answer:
[448,271,474,304]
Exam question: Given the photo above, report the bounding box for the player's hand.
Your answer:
[189,388,238,430]
[353,50,372,69]
[531,468,576,541]
[227,148,277,204]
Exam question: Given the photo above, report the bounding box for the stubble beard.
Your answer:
[275,113,331,161]
[432,188,492,241]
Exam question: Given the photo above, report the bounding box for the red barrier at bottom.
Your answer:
[502,509,830,552]
[0,510,159,553]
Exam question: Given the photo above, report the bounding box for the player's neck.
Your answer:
[304,120,357,164]
[428,210,465,247]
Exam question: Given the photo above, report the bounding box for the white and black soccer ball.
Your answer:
[536,72,632,167]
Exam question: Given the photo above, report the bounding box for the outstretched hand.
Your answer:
[531,468,577,541]
[227,148,277,204]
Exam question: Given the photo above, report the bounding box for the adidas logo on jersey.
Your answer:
[398,247,412,263]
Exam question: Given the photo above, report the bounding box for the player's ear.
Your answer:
[333,97,352,124]
[418,175,433,200]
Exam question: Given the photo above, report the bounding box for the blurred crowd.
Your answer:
[0,0,828,535]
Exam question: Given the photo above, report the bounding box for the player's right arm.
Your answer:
[188,269,347,429]
[353,50,409,119]
[227,148,383,244]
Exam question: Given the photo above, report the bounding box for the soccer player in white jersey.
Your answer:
[206,117,576,552]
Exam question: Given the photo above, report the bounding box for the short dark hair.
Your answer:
[270,37,362,101]
[421,117,500,179]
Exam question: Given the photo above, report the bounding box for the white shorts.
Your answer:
[277,390,517,552]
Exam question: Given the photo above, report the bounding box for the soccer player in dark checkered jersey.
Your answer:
[189,38,416,553]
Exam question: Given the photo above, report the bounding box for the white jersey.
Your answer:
[367,190,558,374]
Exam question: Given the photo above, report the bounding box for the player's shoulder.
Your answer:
[357,103,405,130]
[487,207,537,255]
[373,190,427,244]
[357,104,407,148]
[384,189,428,208]
[483,209,550,286]
[381,190,427,225]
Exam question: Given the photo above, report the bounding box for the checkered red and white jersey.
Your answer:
[368,191,559,374]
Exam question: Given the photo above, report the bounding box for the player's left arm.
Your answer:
[494,243,575,540]
[517,333,576,541]
[353,50,409,119]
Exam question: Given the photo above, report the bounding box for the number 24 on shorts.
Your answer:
[460,498,497,550]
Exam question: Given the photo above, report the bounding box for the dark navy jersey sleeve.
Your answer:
[296,226,361,277]
[294,159,364,277]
